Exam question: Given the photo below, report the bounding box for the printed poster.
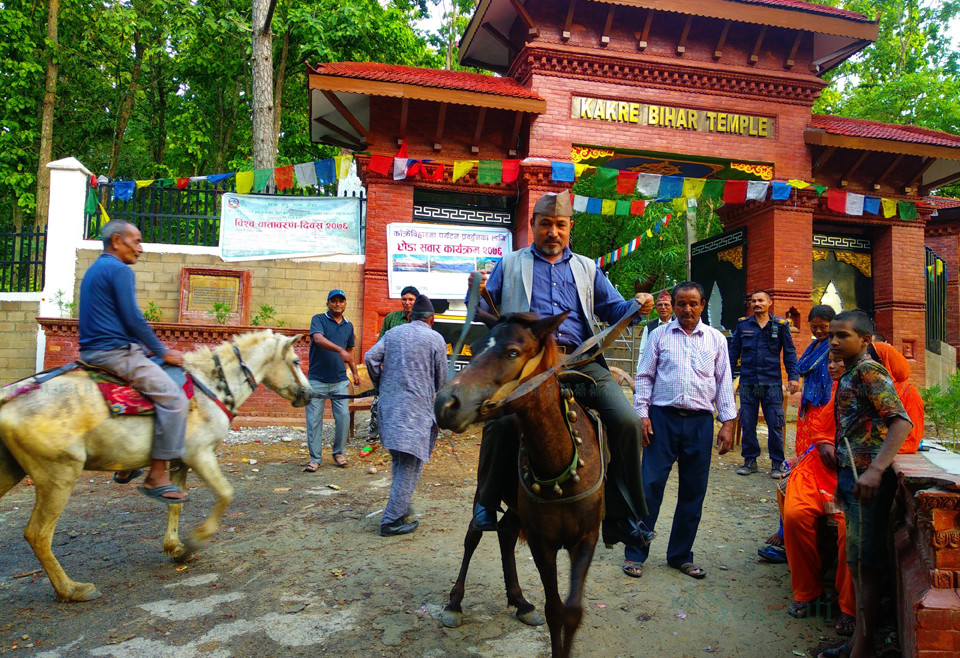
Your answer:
[219,193,361,261]
[386,223,513,298]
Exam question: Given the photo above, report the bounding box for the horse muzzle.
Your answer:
[434,387,478,433]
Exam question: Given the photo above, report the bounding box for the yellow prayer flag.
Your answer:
[646,229,653,238]
[334,155,353,179]
[236,171,254,194]
[672,197,686,214]
[98,203,110,227]
[135,180,154,189]
[573,164,590,178]
[452,160,477,182]
[881,198,897,218]
[787,179,810,189]
[937,260,944,275]
[681,178,706,199]
[601,199,616,215]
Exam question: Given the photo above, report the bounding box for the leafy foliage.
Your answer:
[921,378,960,453]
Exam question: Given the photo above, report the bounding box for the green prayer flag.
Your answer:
[701,179,725,199]
[898,200,918,220]
[477,160,502,184]
[84,187,98,215]
[594,167,618,193]
[615,200,631,215]
[813,185,828,197]
[155,178,174,188]
[253,168,272,192]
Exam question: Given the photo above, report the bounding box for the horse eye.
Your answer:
[506,350,519,359]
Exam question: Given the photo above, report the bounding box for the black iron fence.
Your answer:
[84,179,366,248]
[926,246,947,354]
[0,228,46,293]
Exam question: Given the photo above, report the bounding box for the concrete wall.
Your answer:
[926,343,958,389]
[0,297,42,382]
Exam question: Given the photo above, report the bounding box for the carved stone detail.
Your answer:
[834,251,872,278]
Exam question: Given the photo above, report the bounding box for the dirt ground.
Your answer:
[1,420,860,657]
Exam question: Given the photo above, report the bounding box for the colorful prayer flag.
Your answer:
[770,182,791,201]
[616,171,639,194]
[551,161,575,182]
[586,197,602,214]
[135,180,154,189]
[882,198,897,218]
[367,156,392,176]
[84,187,98,215]
[253,168,272,192]
[787,179,810,189]
[393,157,409,180]
[175,177,191,189]
[452,160,476,182]
[723,181,747,203]
[113,181,136,201]
[502,160,521,184]
[863,196,880,215]
[827,189,863,216]
[294,162,318,187]
[478,160,502,184]
[574,163,590,178]
[701,179,725,199]
[615,200,631,215]
[681,178,706,199]
[601,199,616,215]
[594,167,618,193]
[98,203,110,227]
[424,162,445,181]
[334,155,353,179]
[659,176,683,199]
[636,173,661,197]
[573,195,588,213]
[274,165,294,190]
[745,181,769,201]
[898,200,918,220]
[630,200,645,215]
[235,171,254,194]
[315,159,336,185]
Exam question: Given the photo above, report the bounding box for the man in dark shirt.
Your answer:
[303,289,361,471]
[78,220,189,503]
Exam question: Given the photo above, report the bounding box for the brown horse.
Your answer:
[435,312,605,658]
[0,331,312,602]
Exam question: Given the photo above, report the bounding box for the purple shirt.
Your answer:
[635,318,737,422]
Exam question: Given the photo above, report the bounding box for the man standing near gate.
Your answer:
[729,290,799,478]
[367,285,420,442]
[470,191,655,549]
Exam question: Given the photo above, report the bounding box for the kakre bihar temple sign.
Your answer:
[571,96,774,139]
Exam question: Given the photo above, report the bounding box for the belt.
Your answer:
[659,406,713,418]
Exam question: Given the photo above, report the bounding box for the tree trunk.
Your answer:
[34,0,59,229]
[272,28,290,145]
[251,0,275,170]
[445,1,458,70]
[107,33,145,178]
[154,55,166,166]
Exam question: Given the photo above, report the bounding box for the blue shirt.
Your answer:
[308,312,355,382]
[728,314,798,386]
[481,245,635,348]
[78,253,166,356]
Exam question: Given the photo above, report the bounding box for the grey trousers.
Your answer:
[305,379,350,459]
[80,344,188,460]
[382,449,424,525]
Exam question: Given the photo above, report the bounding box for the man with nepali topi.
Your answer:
[367,285,420,443]
[470,191,656,549]
[78,219,189,504]
[364,294,447,536]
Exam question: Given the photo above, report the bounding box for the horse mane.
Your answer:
[182,329,279,369]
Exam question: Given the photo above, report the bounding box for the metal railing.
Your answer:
[0,228,46,292]
[926,246,947,354]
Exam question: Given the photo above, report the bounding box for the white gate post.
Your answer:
[36,157,92,369]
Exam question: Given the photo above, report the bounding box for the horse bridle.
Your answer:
[210,344,258,411]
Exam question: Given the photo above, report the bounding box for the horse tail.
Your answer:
[0,435,27,499]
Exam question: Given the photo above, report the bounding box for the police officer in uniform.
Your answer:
[729,290,799,478]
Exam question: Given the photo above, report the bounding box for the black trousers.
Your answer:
[475,360,646,519]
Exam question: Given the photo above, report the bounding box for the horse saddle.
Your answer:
[76,358,195,417]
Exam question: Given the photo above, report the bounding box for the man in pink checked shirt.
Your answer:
[624,281,738,580]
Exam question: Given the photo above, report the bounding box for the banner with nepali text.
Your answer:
[386,223,513,298]
[219,194,361,261]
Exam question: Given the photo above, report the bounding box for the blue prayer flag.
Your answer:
[551,161,575,182]
[315,159,336,185]
[207,173,235,185]
[771,182,791,200]
[658,176,683,199]
[113,181,136,201]
[585,197,602,214]
[863,196,881,215]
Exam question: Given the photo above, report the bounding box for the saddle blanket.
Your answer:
[91,371,195,416]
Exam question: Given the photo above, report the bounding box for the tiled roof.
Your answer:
[309,62,543,101]
[929,196,960,210]
[810,115,960,150]
[728,0,872,22]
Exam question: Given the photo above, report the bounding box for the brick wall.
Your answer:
[74,249,364,341]
[0,300,40,383]
[925,233,960,365]
[40,319,313,427]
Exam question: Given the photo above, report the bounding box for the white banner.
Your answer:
[386,223,513,298]
[219,194,361,261]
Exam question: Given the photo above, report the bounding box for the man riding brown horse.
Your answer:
[470,191,655,549]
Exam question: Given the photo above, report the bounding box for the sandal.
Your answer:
[817,642,851,658]
[113,468,143,484]
[333,453,349,468]
[137,484,188,505]
[787,600,810,618]
[758,544,788,563]
[836,613,856,636]
[622,561,643,578]
[675,562,706,579]
[302,462,319,473]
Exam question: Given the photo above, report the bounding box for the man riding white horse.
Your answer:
[78,219,189,504]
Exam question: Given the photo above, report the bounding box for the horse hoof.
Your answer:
[441,610,463,628]
[516,609,545,626]
[60,583,101,602]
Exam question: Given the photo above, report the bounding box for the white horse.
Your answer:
[0,330,311,602]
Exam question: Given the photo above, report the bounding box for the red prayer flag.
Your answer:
[407,160,422,177]
[424,163,445,181]
[723,180,747,203]
[368,155,392,176]
[617,171,639,194]
[90,175,99,188]
[826,189,847,214]
[274,165,294,190]
[396,139,408,159]
[630,200,645,215]
[176,177,190,189]
[502,159,520,184]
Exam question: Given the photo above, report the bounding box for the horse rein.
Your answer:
[208,344,258,413]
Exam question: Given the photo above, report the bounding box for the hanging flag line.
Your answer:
[85,141,921,223]
[595,213,673,268]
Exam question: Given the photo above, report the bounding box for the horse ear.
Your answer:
[531,311,569,340]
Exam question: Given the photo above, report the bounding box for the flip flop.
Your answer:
[758,544,788,563]
[818,642,851,658]
[113,468,143,484]
[836,613,856,636]
[333,453,349,468]
[622,561,643,578]
[137,484,188,505]
[675,562,706,579]
[302,462,319,473]
[359,444,380,458]
[787,600,810,618]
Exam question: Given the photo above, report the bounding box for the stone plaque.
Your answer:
[179,267,251,325]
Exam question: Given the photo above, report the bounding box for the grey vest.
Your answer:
[499,248,598,335]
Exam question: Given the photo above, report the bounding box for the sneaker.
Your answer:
[736,459,758,475]
[770,464,785,479]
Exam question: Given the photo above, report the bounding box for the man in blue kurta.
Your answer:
[78,219,189,504]
[364,295,447,536]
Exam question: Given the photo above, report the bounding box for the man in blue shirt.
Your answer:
[303,290,360,472]
[78,220,189,504]
[471,192,655,549]
[729,290,800,478]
